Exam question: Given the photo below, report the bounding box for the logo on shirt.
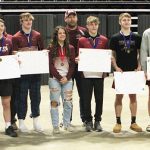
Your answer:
[0,45,8,52]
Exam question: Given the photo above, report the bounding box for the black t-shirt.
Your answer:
[109,32,141,71]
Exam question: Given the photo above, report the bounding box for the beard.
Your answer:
[67,22,77,28]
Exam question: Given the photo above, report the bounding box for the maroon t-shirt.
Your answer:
[12,30,44,51]
[4,33,12,41]
[48,44,75,81]
[0,36,12,56]
[66,26,87,57]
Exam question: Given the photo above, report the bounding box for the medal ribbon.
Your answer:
[88,37,100,49]
[25,33,32,47]
[0,36,4,56]
[59,47,66,62]
[120,31,132,50]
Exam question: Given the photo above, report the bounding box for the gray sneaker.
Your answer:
[64,126,74,132]
[53,127,60,134]
[85,121,93,132]
[94,121,102,132]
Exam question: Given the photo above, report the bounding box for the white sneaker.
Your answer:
[19,125,29,133]
[64,126,74,132]
[19,119,29,133]
[33,123,44,132]
[33,117,44,132]
[53,127,60,134]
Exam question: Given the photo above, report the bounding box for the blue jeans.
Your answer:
[49,78,73,128]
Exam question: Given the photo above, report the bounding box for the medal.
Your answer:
[59,46,66,66]
[127,49,130,54]
[120,31,132,54]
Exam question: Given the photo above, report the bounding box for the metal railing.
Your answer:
[0,0,150,2]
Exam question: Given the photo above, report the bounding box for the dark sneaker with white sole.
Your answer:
[5,126,18,137]
[94,121,102,132]
[85,121,93,132]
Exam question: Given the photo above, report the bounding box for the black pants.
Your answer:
[16,75,41,119]
[81,78,104,122]
[10,79,19,124]
[71,65,85,123]
[74,71,85,122]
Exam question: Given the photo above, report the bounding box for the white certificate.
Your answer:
[78,48,112,72]
[147,57,150,80]
[0,55,20,79]
[114,71,146,94]
[17,50,49,75]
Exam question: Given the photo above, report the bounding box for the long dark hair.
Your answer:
[50,26,70,58]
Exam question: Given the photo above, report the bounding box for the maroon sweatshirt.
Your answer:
[0,36,12,56]
[78,33,108,78]
[66,26,87,57]
[12,30,44,51]
[48,44,75,81]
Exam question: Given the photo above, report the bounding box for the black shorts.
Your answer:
[0,79,13,96]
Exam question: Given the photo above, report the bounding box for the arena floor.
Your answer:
[0,75,150,150]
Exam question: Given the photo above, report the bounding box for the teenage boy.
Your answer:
[109,13,142,133]
[77,16,108,132]
[12,12,44,132]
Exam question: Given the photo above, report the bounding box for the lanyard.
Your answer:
[58,47,66,62]
[0,36,4,55]
[120,31,132,49]
[24,33,32,47]
[88,37,100,48]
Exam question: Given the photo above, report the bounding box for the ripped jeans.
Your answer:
[49,78,73,128]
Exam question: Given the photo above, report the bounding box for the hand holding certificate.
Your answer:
[114,71,146,94]
[17,50,49,75]
[0,55,20,79]
[78,48,112,73]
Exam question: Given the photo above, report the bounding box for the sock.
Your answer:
[33,117,43,131]
[33,117,38,125]
[116,117,121,124]
[131,116,136,124]
[5,122,11,129]
[19,119,25,127]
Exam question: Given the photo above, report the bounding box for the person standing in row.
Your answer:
[48,26,75,134]
[109,13,142,133]
[0,18,17,137]
[140,26,150,132]
[77,16,108,132]
[4,25,18,131]
[12,12,44,132]
[65,10,87,124]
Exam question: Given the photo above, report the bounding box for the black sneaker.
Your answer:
[94,121,102,132]
[11,123,18,130]
[85,121,93,132]
[5,126,18,137]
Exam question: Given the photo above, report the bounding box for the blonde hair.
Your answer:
[19,12,34,24]
[119,13,131,23]
[86,16,100,25]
